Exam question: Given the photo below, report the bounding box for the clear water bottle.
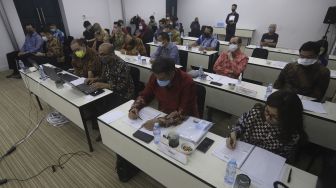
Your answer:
[168,32,172,42]
[17,60,27,72]
[224,159,237,184]
[185,41,189,50]
[237,73,242,85]
[265,83,273,99]
[153,123,161,144]
[39,65,47,80]
[137,53,141,63]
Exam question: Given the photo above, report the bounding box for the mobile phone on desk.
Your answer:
[196,137,214,153]
[133,130,154,143]
[210,81,223,86]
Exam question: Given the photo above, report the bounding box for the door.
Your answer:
[166,0,177,18]
[13,0,65,35]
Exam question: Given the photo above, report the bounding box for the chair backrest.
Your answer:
[251,48,269,59]
[196,84,206,118]
[129,67,144,99]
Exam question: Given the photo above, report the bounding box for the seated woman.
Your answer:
[226,90,307,162]
[120,34,146,56]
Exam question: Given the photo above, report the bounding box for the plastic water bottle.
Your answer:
[137,53,141,63]
[153,123,161,144]
[39,65,47,80]
[198,66,204,77]
[224,159,237,184]
[265,83,273,99]
[237,73,242,85]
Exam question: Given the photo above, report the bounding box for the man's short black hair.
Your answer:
[25,23,35,28]
[152,57,176,74]
[83,21,91,28]
[158,32,170,41]
[114,21,121,27]
[299,41,320,56]
[205,26,213,33]
[232,4,237,7]
[150,15,155,19]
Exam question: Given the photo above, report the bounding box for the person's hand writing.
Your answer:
[128,108,139,120]
[226,131,237,150]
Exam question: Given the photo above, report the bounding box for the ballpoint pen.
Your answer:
[287,168,292,183]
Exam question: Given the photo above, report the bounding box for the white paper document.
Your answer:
[167,117,213,143]
[301,100,327,114]
[212,140,254,168]
[122,107,161,129]
[240,147,286,188]
[70,77,86,86]
[99,110,124,124]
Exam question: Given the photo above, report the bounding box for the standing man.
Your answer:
[225,4,239,41]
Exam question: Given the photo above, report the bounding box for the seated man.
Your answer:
[154,18,167,39]
[85,43,135,99]
[150,32,180,65]
[49,24,65,43]
[213,36,248,79]
[163,25,181,45]
[128,57,198,130]
[260,24,279,48]
[120,34,147,56]
[274,41,330,101]
[111,21,125,50]
[6,23,43,78]
[70,39,101,78]
[191,26,218,51]
[30,29,64,67]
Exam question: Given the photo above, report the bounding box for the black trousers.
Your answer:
[225,25,236,41]
[6,51,34,74]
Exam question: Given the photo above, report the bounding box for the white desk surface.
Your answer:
[147,42,218,56]
[182,36,229,45]
[246,45,300,55]
[248,57,336,80]
[98,100,317,188]
[20,66,112,108]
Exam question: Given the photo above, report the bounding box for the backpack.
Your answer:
[116,155,140,182]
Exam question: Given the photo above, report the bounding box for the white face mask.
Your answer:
[157,41,163,46]
[228,44,238,52]
[42,36,48,41]
[297,58,317,66]
[139,26,143,30]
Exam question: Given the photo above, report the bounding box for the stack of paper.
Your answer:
[301,100,327,114]
[212,140,254,168]
[122,107,161,129]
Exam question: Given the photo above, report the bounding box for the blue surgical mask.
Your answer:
[157,79,170,87]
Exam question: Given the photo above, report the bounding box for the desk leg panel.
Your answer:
[99,123,212,188]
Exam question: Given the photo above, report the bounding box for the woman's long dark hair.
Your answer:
[266,90,307,143]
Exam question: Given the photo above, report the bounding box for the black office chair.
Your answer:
[251,48,269,59]
[129,67,144,99]
[196,84,206,118]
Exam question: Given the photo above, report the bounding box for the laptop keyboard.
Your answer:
[58,73,78,82]
[76,83,97,94]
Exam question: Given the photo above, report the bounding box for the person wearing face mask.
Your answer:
[163,25,181,45]
[70,39,101,78]
[120,34,147,56]
[49,24,65,43]
[150,32,180,65]
[190,17,201,37]
[6,23,44,79]
[154,18,167,39]
[213,36,248,78]
[128,57,198,130]
[260,24,279,48]
[30,29,64,66]
[225,4,239,41]
[111,21,125,50]
[148,15,157,32]
[227,90,306,162]
[274,41,330,101]
[82,21,95,47]
[192,26,218,51]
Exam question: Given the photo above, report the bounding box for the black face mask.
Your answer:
[232,9,236,12]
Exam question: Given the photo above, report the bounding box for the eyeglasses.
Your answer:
[264,106,279,123]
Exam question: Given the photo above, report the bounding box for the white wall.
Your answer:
[0,17,14,71]
[123,0,165,24]
[178,0,336,50]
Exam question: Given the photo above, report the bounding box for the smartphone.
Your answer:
[210,81,223,86]
[90,89,105,96]
[196,137,214,153]
[133,130,154,143]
